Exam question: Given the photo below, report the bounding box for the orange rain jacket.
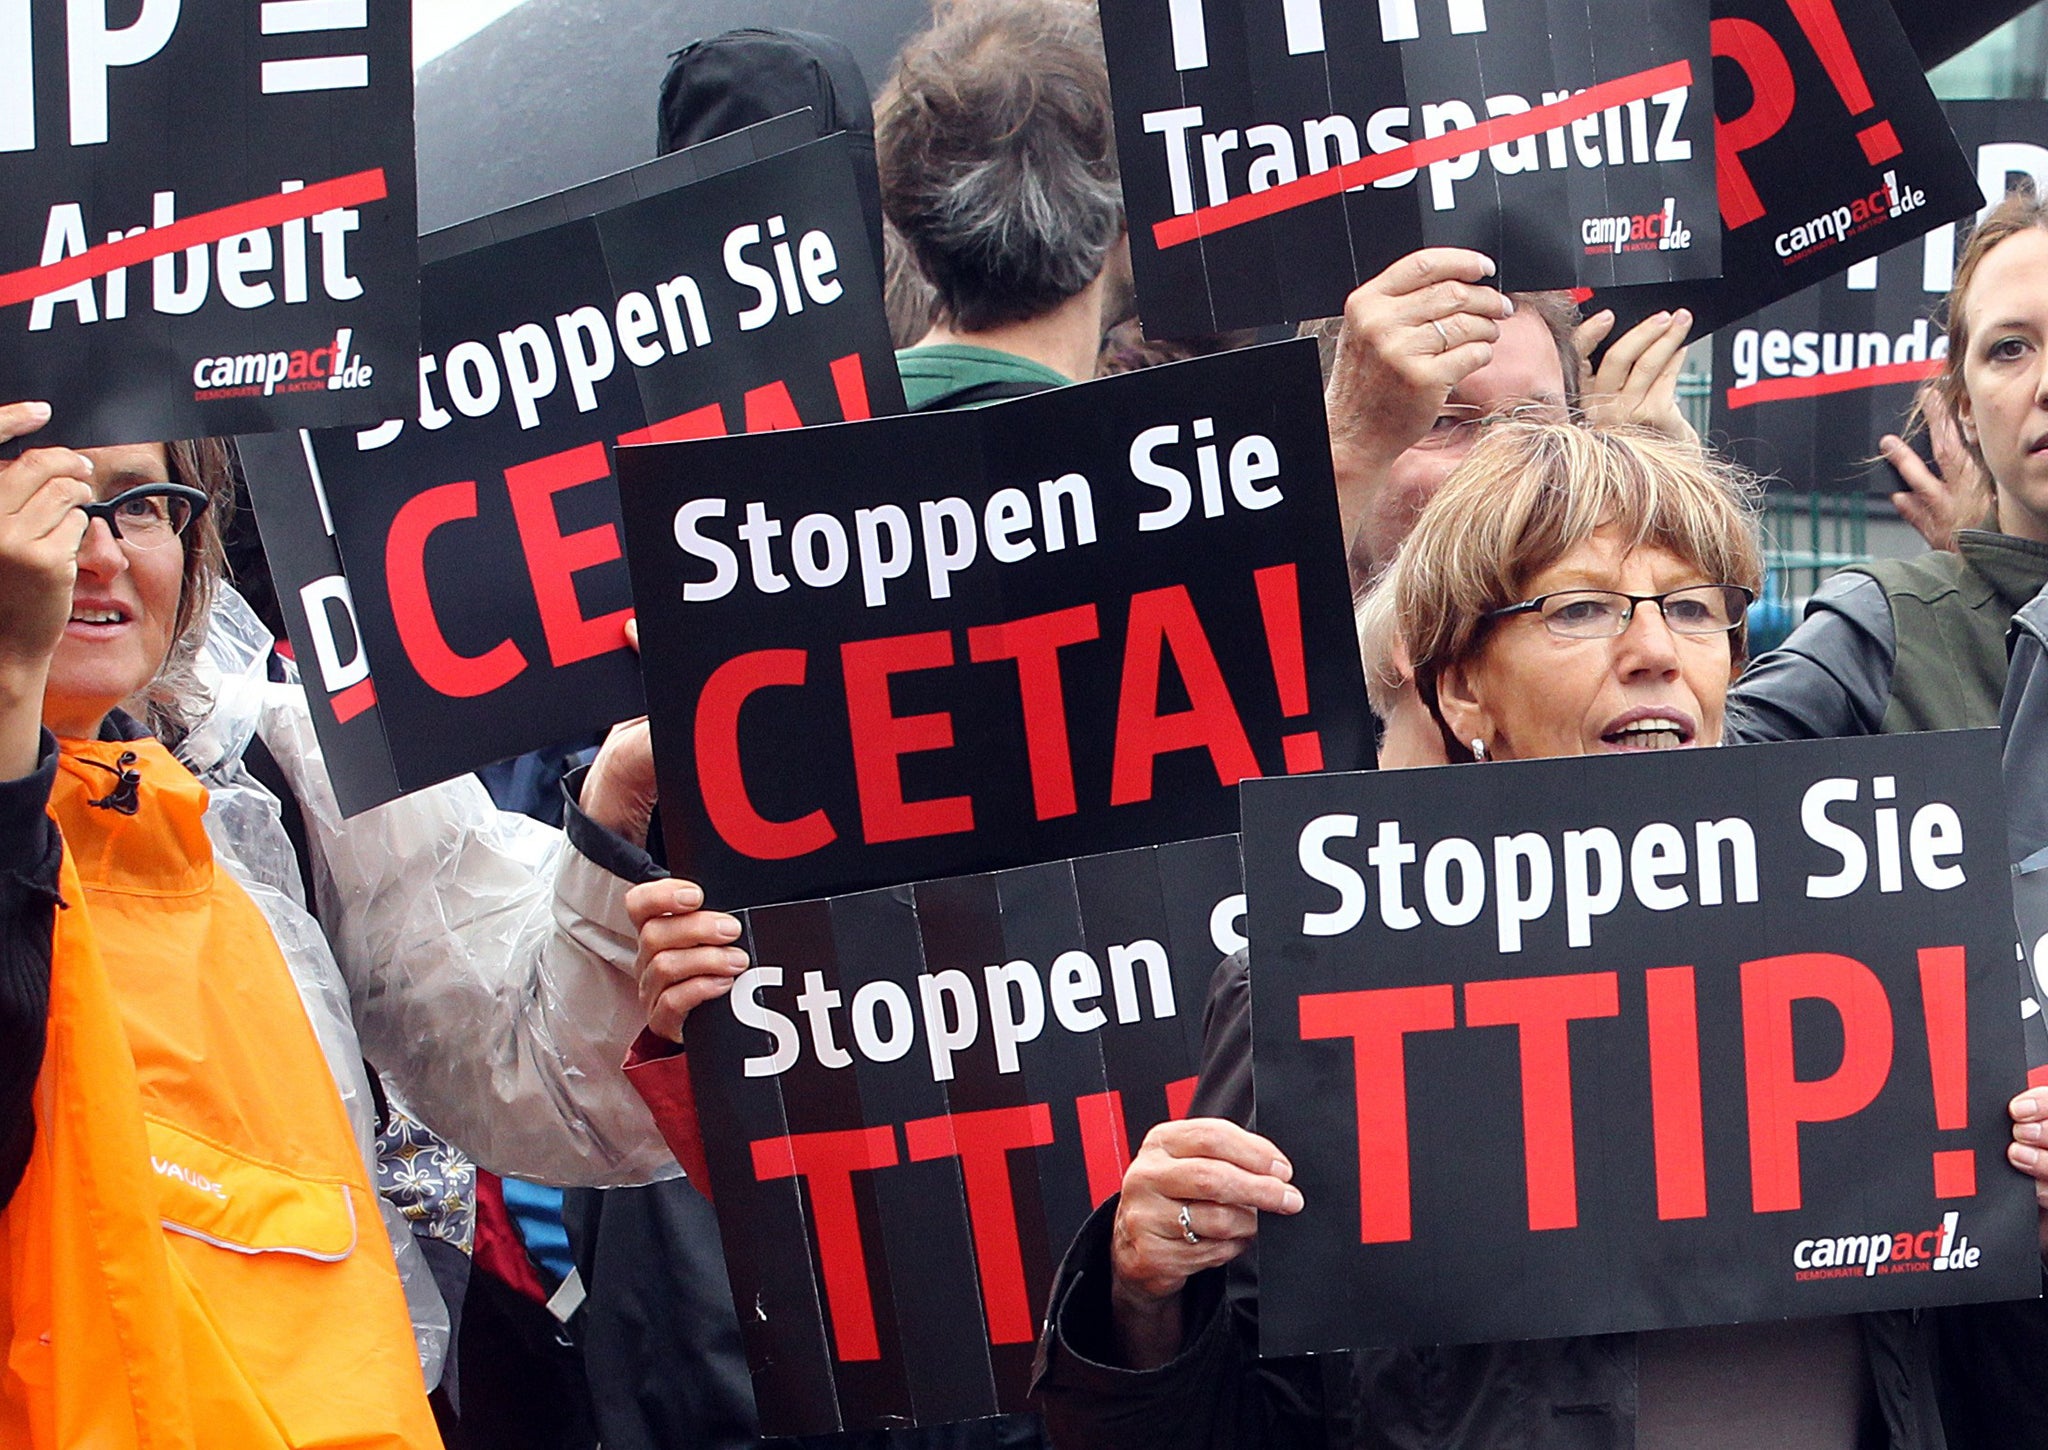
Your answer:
[0,736,439,1449]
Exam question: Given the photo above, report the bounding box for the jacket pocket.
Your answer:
[144,1117,358,1261]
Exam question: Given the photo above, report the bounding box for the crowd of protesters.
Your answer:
[6,1,2048,1448]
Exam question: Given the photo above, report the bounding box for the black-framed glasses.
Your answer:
[80,483,209,550]
[1482,584,1755,640]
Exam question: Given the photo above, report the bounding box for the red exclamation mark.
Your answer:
[1787,0,1902,165]
[1919,945,1976,1198]
[1253,563,1323,773]
[829,353,873,420]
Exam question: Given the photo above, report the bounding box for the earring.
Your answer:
[1471,739,1489,762]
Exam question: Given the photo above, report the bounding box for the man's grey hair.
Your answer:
[877,0,1124,332]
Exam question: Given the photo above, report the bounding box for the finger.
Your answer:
[1172,1202,1262,1242]
[625,876,706,929]
[19,472,95,538]
[1144,1156,1305,1215]
[624,616,640,653]
[1880,436,1942,495]
[637,908,744,955]
[1595,311,1673,389]
[649,973,739,1043]
[1146,1117,1295,1179]
[1405,279,1513,326]
[1,447,94,515]
[1622,312,1693,403]
[2010,1088,2048,1124]
[1375,247,1497,299]
[1572,309,1617,362]
[0,402,52,447]
[2010,1141,2048,1185]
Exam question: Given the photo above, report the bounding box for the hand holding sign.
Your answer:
[627,878,749,1045]
[1575,307,1698,444]
[0,400,91,777]
[2007,1089,2048,1257]
[1109,1117,1300,1367]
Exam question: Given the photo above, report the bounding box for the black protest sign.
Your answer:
[1241,731,2037,1358]
[673,835,1243,1434]
[241,125,900,816]
[0,0,416,446]
[1097,0,1720,338]
[1588,0,1978,341]
[615,339,1370,909]
[1709,102,2048,494]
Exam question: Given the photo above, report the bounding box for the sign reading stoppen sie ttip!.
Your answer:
[0,0,418,447]
[1710,102,2048,495]
[1243,732,2038,1358]
[1097,0,1720,338]
[240,125,904,817]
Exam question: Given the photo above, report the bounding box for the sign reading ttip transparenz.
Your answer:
[1591,0,1979,339]
[1242,732,2038,1358]
[1097,0,1721,338]
[240,127,900,816]
[677,836,1243,1434]
[615,339,1370,909]
[0,0,417,446]
[1710,102,2048,494]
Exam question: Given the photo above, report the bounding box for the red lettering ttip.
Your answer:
[1299,949,1978,1245]
[751,1085,1196,1362]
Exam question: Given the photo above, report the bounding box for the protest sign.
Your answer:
[1709,101,2048,493]
[1097,0,1721,338]
[242,122,900,816]
[648,834,1244,1434]
[1242,730,2038,1357]
[615,338,1370,908]
[1589,0,1979,340]
[1,0,417,446]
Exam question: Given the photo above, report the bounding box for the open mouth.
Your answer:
[68,605,131,627]
[1600,716,1694,751]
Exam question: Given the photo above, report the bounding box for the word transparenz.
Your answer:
[377,212,846,441]
[1295,774,1964,953]
[673,416,1285,608]
[1143,85,1692,217]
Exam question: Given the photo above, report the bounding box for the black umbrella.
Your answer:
[414,0,930,233]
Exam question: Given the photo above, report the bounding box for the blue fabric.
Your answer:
[499,1177,577,1287]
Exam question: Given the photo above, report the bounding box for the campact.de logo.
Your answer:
[1792,1210,1981,1282]
[1773,171,1928,264]
[1581,197,1692,255]
[191,327,371,401]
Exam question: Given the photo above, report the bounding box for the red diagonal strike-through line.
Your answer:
[0,168,389,310]
[1724,357,1941,410]
[1152,59,1694,250]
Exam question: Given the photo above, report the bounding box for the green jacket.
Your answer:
[895,343,1070,411]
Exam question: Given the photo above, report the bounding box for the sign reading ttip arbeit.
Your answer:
[240,124,900,816]
[0,0,418,447]
[668,835,1245,1434]
[1588,0,1980,340]
[1708,102,2048,495]
[1242,731,2039,1359]
[1096,0,1721,338]
[614,339,1371,909]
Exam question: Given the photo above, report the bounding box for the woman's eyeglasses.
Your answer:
[80,483,210,550]
[1482,584,1755,639]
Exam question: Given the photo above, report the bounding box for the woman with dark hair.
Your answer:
[0,405,681,1445]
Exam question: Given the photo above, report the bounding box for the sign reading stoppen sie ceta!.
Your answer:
[1589,0,1979,340]
[0,0,417,446]
[615,338,1372,910]
[1243,732,2037,1358]
[1098,0,1720,337]
[626,836,1246,1435]
[240,122,901,816]
[1710,101,2048,494]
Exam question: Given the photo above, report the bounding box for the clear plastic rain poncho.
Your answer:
[183,589,680,1380]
